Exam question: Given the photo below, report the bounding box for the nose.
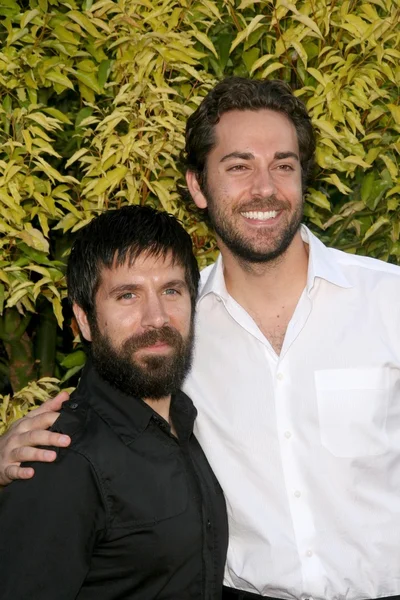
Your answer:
[141,293,169,329]
[250,168,276,198]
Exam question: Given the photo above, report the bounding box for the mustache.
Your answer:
[235,196,291,213]
[121,326,182,352]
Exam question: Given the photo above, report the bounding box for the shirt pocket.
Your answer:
[315,367,389,458]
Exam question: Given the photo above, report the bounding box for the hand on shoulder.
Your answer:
[0,391,71,486]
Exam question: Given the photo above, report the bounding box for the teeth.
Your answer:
[241,210,278,220]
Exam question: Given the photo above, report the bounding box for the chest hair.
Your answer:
[248,307,293,355]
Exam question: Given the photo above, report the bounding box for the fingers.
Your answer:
[0,405,71,486]
[25,391,70,417]
[11,429,70,463]
[20,409,61,431]
[4,464,35,482]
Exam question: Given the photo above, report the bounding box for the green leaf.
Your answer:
[307,188,331,211]
[361,171,375,204]
[243,48,260,73]
[230,15,265,53]
[42,107,72,125]
[67,10,103,39]
[74,69,102,93]
[363,216,390,243]
[192,29,218,58]
[61,350,86,369]
[98,59,111,88]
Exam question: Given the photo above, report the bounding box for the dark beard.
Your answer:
[89,323,194,400]
[205,190,303,264]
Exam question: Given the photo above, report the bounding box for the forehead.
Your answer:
[97,251,186,290]
[213,109,299,152]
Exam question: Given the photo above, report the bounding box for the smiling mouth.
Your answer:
[241,210,279,220]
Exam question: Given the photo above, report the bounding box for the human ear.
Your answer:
[72,303,92,342]
[185,171,208,209]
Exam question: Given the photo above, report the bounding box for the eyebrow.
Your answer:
[220,150,299,163]
[109,284,141,296]
[109,279,188,296]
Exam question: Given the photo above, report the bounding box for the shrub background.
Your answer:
[1,0,400,431]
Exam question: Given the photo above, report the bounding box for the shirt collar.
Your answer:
[199,224,352,303]
[300,225,352,291]
[76,361,197,445]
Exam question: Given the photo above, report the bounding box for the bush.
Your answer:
[1,0,400,428]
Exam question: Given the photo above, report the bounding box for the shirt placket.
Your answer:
[274,290,327,597]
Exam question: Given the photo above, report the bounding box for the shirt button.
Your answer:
[294,490,301,498]
[215,296,222,302]
[207,520,211,529]
[277,372,284,381]
[70,402,79,410]
[307,550,313,557]
[284,431,292,439]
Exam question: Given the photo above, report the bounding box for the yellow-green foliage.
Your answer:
[0,377,62,435]
[1,0,400,428]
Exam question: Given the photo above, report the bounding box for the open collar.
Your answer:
[198,225,352,304]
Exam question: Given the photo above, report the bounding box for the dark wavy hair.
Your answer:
[67,205,200,319]
[181,77,315,195]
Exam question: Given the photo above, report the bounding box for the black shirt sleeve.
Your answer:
[0,449,106,600]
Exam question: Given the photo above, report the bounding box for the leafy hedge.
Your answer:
[1,0,400,431]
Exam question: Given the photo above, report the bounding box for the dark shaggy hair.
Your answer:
[67,206,200,319]
[182,77,315,194]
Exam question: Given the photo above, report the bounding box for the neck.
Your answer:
[144,395,172,422]
[221,230,309,310]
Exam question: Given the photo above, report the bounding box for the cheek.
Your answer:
[170,303,192,335]
[97,305,139,337]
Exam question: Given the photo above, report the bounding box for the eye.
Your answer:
[276,164,295,171]
[163,288,180,296]
[118,292,136,300]
[227,164,248,172]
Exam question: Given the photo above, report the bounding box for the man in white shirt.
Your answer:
[1,77,400,600]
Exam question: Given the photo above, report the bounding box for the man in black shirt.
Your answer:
[0,206,228,599]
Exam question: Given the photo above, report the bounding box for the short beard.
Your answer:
[89,321,194,400]
[204,185,304,264]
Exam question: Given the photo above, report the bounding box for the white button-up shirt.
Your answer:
[183,225,400,600]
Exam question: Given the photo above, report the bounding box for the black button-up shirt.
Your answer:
[0,364,228,599]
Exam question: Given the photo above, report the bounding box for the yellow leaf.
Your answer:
[307,68,328,87]
[91,166,129,196]
[38,213,49,238]
[230,15,266,53]
[313,119,341,140]
[53,212,79,233]
[342,155,371,169]
[20,9,40,29]
[388,104,400,126]
[363,216,390,243]
[16,225,50,253]
[46,70,74,90]
[261,62,285,79]
[6,286,33,308]
[387,185,400,198]
[292,14,323,39]
[307,188,331,210]
[323,174,352,195]
[65,148,90,169]
[249,54,274,75]
[380,155,398,180]
[52,296,64,329]
[192,29,218,58]
[22,129,33,153]
[67,10,103,39]
[33,277,52,299]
